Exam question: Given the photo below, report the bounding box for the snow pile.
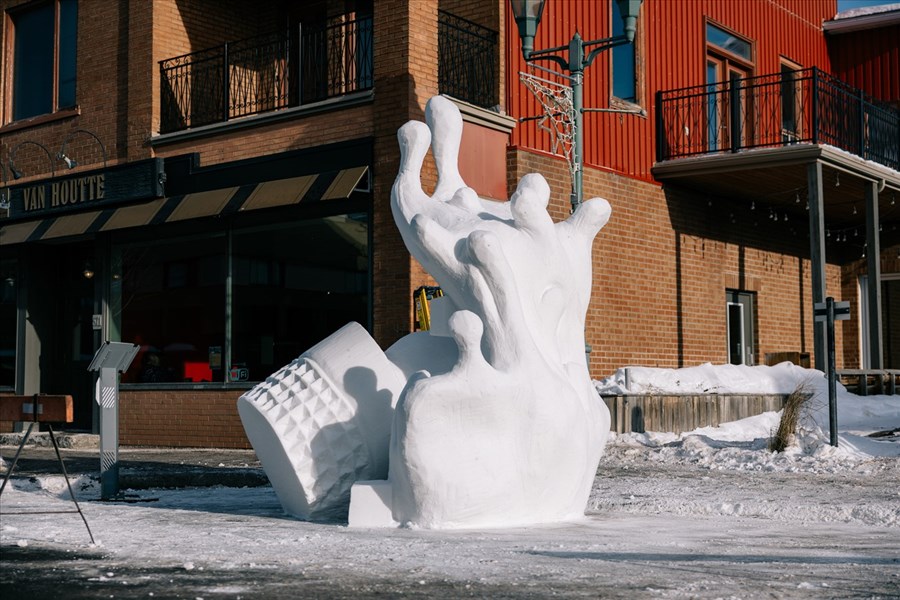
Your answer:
[833,2,900,20]
[594,361,819,395]
[595,363,900,473]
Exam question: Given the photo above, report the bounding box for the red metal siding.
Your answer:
[829,25,900,104]
[506,0,835,181]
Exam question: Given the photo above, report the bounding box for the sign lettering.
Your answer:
[24,174,106,212]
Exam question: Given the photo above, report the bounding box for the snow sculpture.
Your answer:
[239,96,612,528]
[237,323,406,519]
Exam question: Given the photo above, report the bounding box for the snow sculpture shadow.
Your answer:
[239,96,612,528]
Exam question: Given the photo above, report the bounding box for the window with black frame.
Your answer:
[112,212,370,385]
[114,234,227,384]
[230,214,369,382]
[8,0,77,122]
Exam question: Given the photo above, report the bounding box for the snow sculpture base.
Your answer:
[238,322,405,520]
[348,480,397,528]
[240,95,612,528]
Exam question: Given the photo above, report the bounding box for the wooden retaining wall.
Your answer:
[601,394,789,434]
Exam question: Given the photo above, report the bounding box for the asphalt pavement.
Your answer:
[0,432,267,491]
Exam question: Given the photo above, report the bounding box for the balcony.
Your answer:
[656,67,899,170]
[159,15,374,134]
[158,11,500,135]
[438,11,499,109]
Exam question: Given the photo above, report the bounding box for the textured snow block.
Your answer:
[238,322,406,520]
[348,480,397,528]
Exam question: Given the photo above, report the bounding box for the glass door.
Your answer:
[727,290,756,365]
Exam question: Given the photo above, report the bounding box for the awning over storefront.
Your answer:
[0,166,368,246]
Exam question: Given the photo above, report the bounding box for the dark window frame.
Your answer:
[5,0,78,124]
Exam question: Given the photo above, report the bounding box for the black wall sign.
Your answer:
[2,158,165,223]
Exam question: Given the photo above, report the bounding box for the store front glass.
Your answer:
[114,233,227,384]
[231,213,369,382]
[0,258,17,390]
[112,210,369,385]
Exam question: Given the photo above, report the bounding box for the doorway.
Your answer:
[859,273,900,369]
[727,289,756,365]
[26,243,98,431]
[705,21,753,153]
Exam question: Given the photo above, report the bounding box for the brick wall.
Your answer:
[508,147,847,378]
[119,389,250,448]
[371,0,440,348]
[1,0,137,173]
[152,105,375,165]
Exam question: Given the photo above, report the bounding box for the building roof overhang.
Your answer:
[652,143,900,261]
[824,5,900,34]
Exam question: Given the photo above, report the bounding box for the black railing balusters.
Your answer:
[811,68,820,145]
[655,90,664,162]
[438,11,498,109]
[159,15,373,133]
[223,42,230,123]
[657,66,898,170]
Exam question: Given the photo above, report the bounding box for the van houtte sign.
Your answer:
[2,158,165,222]
[22,174,106,211]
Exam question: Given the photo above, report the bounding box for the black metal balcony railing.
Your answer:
[656,67,899,171]
[438,11,498,109]
[160,15,373,134]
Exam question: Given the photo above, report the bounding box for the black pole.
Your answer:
[826,297,838,447]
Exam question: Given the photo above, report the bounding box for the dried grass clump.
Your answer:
[768,380,814,453]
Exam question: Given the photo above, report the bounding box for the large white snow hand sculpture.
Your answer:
[388,96,612,528]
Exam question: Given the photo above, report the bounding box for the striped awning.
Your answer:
[0,166,368,246]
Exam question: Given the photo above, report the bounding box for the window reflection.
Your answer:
[112,211,370,385]
[231,214,369,382]
[706,23,751,62]
[116,234,226,383]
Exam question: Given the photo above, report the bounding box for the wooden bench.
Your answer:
[835,370,899,396]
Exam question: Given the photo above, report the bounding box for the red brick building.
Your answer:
[1,0,897,447]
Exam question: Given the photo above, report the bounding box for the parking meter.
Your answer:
[88,341,139,500]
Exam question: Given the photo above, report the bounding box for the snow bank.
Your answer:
[595,363,900,468]
[594,361,820,395]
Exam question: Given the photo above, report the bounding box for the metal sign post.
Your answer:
[814,298,850,447]
[88,341,139,500]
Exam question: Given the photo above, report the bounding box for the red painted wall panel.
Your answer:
[506,0,835,182]
[829,25,900,104]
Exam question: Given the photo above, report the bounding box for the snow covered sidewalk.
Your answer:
[2,363,899,598]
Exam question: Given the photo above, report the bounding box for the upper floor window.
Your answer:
[7,0,78,122]
[706,22,751,63]
[611,0,638,104]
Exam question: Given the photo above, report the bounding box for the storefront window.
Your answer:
[114,234,227,383]
[231,214,369,382]
[112,210,370,386]
[0,258,17,389]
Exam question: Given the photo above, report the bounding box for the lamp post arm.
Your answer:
[582,34,631,69]
[523,48,570,73]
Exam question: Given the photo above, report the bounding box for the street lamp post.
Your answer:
[510,0,642,211]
